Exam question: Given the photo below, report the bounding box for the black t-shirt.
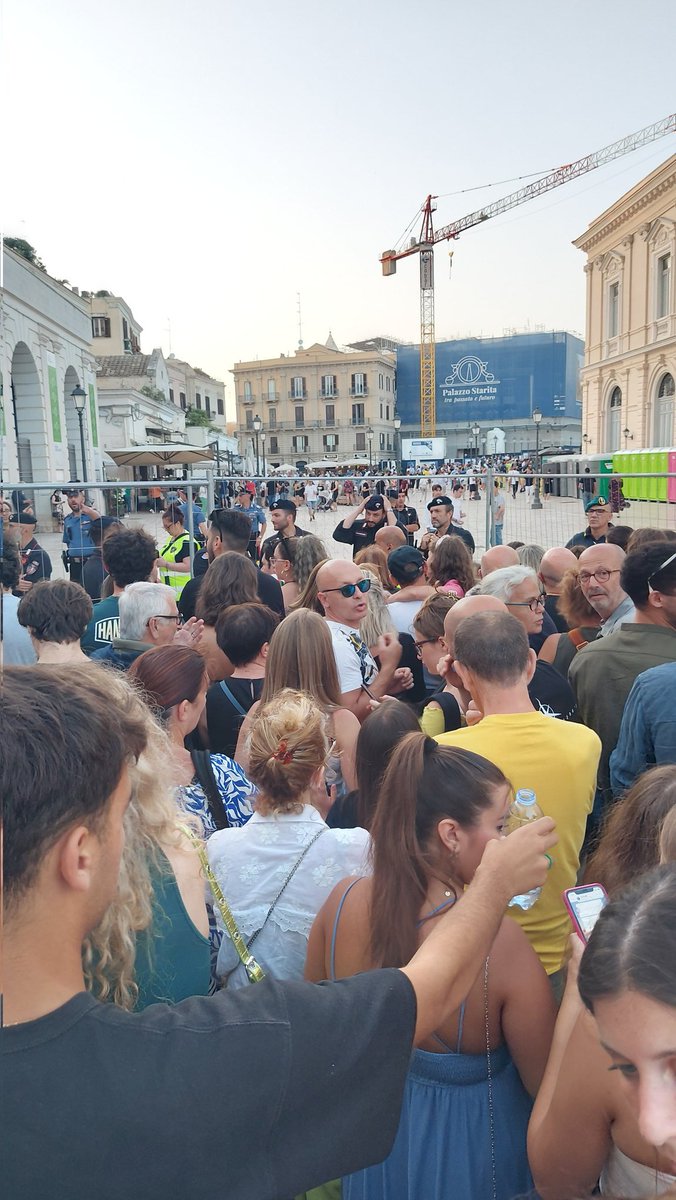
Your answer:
[1,972,416,1200]
[178,567,284,621]
[529,659,577,721]
[205,676,264,756]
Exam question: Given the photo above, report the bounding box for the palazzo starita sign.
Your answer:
[440,356,501,403]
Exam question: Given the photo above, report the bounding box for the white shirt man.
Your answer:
[316,559,412,721]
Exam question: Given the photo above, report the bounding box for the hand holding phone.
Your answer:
[563,883,608,943]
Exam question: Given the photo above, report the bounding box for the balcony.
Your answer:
[320,390,339,400]
[288,390,307,400]
[265,390,280,403]
[349,387,368,397]
[239,393,255,405]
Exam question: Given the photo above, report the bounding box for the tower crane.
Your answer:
[381,113,676,437]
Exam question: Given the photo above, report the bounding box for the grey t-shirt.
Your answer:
[1,593,36,664]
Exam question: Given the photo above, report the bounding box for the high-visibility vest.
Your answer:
[159,533,192,598]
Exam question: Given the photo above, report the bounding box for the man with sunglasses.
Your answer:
[566,495,615,549]
[570,539,676,811]
[316,559,413,721]
[576,542,635,636]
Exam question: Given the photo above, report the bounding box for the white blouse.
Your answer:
[207,805,370,988]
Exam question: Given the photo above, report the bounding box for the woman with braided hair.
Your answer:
[207,689,370,989]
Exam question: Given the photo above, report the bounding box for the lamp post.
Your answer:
[623,426,633,449]
[393,415,401,472]
[253,413,262,477]
[260,430,266,476]
[531,407,543,510]
[71,384,88,482]
[472,422,480,458]
[367,425,374,471]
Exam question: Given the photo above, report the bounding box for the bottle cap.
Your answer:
[515,788,536,805]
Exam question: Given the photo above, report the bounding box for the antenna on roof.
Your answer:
[297,292,303,349]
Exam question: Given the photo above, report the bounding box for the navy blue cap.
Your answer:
[270,498,297,513]
[365,496,385,512]
[427,495,453,510]
[388,546,425,583]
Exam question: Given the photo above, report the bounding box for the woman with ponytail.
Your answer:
[306,732,555,1200]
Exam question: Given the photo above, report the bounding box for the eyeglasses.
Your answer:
[577,569,621,585]
[506,594,546,612]
[414,638,438,658]
[321,578,372,598]
[648,551,676,592]
[150,613,181,624]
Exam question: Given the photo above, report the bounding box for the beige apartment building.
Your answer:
[232,337,397,468]
[574,155,675,452]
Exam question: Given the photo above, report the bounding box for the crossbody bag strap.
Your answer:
[567,628,589,651]
[180,825,265,984]
[218,679,249,717]
[248,827,326,950]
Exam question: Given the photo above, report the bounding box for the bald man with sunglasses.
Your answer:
[317,559,413,721]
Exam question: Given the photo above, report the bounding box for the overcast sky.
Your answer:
[2,0,674,416]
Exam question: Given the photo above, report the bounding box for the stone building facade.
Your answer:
[573,155,675,452]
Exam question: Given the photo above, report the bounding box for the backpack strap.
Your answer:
[190,750,230,831]
[218,679,249,717]
[567,628,589,652]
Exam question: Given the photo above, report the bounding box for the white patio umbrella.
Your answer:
[306,459,339,470]
[106,443,216,468]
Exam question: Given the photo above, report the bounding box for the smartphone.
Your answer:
[563,883,608,943]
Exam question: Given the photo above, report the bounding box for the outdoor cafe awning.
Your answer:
[106,443,216,468]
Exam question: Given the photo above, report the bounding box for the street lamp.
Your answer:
[393,415,401,472]
[71,384,88,482]
[367,425,374,471]
[253,413,262,477]
[472,422,480,457]
[260,430,266,476]
[531,407,543,510]
[623,426,633,448]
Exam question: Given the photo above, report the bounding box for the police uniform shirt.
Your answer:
[63,511,96,559]
[19,538,52,585]
[395,506,419,545]
[233,503,266,537]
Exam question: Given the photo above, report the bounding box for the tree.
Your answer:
[185,407,220,433]
[5,238,46,272]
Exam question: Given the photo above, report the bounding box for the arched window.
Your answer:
[607,386,622,452]
[655,373,675,447]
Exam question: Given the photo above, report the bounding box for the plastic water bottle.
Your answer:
[507,789,544,911]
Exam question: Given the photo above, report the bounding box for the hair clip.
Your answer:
[271,739,293,765]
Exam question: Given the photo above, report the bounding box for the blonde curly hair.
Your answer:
[247,688,329,815]
[82,673,196,1010]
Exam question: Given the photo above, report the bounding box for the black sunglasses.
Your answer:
[321,578,372,598]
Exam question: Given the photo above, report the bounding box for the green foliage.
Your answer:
[5,238,46,271]
[140,385,168,404]
[185,407,211,427]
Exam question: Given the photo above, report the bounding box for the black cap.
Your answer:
[427,496,453,510]
[388,546,425,583]
[386,488,399,499]
[364,496,385,512]
[9,513,37,526]
[64,487,83,496]
[270,498,296,514]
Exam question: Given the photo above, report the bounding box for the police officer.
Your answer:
[62,489,101,586]
[333,493,400,558]
[10,514,52,595]
[233,487,267,561]
[390,489,420,546]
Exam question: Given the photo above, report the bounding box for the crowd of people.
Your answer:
[3,469,676,1200]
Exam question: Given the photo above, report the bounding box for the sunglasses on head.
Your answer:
[322,578,372,598]
[648,550,676,592]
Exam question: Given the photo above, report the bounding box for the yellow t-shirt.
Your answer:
[437,712,601,975]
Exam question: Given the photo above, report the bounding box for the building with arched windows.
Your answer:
[0,245,102,509]
[573,155,675,453]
